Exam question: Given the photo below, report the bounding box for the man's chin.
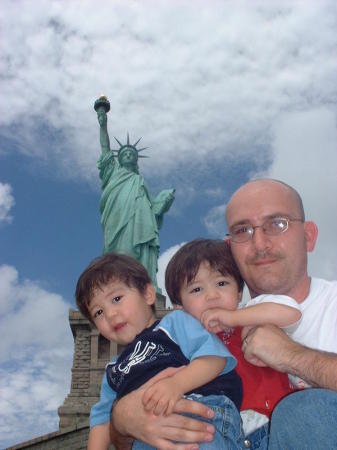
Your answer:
[249,276,286,296]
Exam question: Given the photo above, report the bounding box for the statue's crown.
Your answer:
[112,133,149,159]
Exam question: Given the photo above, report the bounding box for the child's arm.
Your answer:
[142,355,226,416]
[88,423,111,450]
[201,302,301,334]
[89,370,117,449]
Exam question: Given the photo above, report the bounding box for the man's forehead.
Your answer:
[226,180,300,225]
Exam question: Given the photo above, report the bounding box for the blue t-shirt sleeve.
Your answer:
[156,310,236,373]
[90,371,117,428]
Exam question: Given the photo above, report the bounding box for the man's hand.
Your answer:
[242,324,337,390]
[111,367,215,450]
[240,326,268,367]
[143,377,184,416]
[241,324,295,371]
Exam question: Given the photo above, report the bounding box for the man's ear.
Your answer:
[304,221,318,253]
[144,284,156,306]
[224,236,231,246]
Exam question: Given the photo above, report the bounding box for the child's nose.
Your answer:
[206,288,220,301]
[105,305,117,319]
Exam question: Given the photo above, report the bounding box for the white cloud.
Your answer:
[203,204,227,238]
[262,108,337,281]
[204,187,226,199]
[0,182,15,224]
[204,107,337,283]
[0,265,73,448]
[1,1,336,188]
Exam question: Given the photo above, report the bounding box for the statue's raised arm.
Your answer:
[94,96,111,155]
[94,96,175,293]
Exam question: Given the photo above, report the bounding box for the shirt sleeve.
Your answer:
[246,294,302,332]
[156,310,237,373]
[90,371,117,428]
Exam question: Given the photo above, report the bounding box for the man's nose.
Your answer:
[251,226,272,252]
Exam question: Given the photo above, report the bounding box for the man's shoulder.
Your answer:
[303,277,337,311]
[311,277,337,297]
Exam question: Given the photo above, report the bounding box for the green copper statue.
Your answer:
[94,96,175,292]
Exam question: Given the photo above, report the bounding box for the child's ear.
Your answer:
[144,284,156,306]
[237,291,243,302]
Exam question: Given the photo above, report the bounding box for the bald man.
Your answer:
[110,179,337,450]
[225,179,337,449]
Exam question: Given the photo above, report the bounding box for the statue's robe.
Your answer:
[98,151,162,289]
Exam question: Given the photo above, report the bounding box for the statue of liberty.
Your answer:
[94,96,175,292]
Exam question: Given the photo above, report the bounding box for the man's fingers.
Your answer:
[112,388,214,449]
[132,412,214,449]
[174,398,215,422]
[165,401,174,417]
[242,325,281,367]
[158,419,214,445]
[241,325,256,340]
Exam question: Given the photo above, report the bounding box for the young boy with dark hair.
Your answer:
[165,239,292,446]
[75,252,243,450]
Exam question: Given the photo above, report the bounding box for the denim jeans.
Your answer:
[268,388,337,450]
[244,423,268,450]
[132,394,245,449]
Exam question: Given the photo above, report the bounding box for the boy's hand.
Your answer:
[143,377,184,416]
[201,308,234,333]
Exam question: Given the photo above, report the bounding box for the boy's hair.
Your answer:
[75,252,154,322]
[165,238,244,305]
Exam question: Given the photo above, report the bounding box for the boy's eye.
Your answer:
[93,309,103,319]
[190,287,201,294]
[218,280,229,287]
[112,296,122,303]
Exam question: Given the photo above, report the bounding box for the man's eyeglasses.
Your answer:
[226,217,304,243]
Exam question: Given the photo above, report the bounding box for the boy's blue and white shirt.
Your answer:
[90,310,240,427]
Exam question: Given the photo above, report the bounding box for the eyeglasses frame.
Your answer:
[226,217,304,243]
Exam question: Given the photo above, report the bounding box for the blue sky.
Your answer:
[1,1,337,447]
